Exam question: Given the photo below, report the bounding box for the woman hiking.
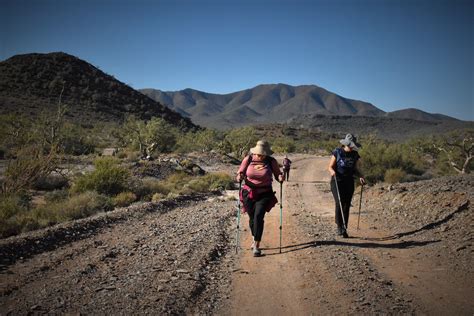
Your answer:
[237,140,284,257]
[282,155,292,181]
[328,134,366,238]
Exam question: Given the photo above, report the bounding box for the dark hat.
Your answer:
[339,134,362,151]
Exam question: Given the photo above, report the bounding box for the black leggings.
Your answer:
[331,176,354,230]
[242,190,274,242]
[283,168,290,181]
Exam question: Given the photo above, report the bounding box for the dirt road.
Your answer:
[223,155,473,315]
[1,155,472,315]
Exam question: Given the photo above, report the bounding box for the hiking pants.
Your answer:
[330,176,354,231]
[283,168,290,181]
[243,191,274,242]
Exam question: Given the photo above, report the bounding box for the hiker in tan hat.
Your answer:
[236,140,284,257]
[328,133,366,238]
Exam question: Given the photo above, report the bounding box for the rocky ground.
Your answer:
[0,193,238,315]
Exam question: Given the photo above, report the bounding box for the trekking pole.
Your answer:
[279,180,283,253]
[235,181,242,254]
[357,184,364,230]
[333,175,347,230]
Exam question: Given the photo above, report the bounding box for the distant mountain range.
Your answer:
[0,52,196,130]
[140,84,461,130]
[0,52,471,141]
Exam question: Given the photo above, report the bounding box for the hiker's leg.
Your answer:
[340,178,355,227]
[252,195,273,242]
[331,178,343,233]
[247,208,255,238]
[242,190,256,237]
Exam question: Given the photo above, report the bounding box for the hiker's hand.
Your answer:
[329,169,336,177]
[236,173,244,183]
[359,177,366,185]
[278,174,284,183]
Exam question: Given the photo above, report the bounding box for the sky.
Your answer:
[1,0,473,120]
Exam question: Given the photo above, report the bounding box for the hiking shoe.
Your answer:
[342,230,349,238]
[253,247,262,257]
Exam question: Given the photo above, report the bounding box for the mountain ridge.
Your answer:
[141,84,461,129]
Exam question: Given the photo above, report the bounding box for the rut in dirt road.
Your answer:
[223,155,472,315]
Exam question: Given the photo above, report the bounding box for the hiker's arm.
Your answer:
[328,155,336,177]
[271,159,284,182]
[236,156,249,182]
[355,159,366,185]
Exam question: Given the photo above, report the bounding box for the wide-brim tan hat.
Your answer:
[250,140,274,156]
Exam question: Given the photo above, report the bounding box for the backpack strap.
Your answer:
[242,154,274,178]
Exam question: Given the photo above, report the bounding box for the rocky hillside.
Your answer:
[140,84,464,130]
[0,52,196,130]
[288,114,473,141]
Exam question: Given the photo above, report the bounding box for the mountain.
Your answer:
[140,84,388,129]
[0,52,196,130]
[287,114,472,141]
[140,84,462,130]
[386,108,459,122]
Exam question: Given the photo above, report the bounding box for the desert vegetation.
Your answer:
[0,108,472,238]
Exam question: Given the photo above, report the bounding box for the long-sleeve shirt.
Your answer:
[238,154,281,188]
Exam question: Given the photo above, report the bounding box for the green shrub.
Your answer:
[44,189,69,203]
[187,172,234,192]
[0,194,28,221]
[72,157,130,196]
[0,192,112,238]
[31,191,112,224]
[112,192,137,207]
[384,168,406,184]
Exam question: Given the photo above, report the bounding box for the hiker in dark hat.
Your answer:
[282,155,292,181]
[236,140,284,257]
[328,134,366,238]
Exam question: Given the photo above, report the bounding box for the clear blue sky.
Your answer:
[1,0,473,120]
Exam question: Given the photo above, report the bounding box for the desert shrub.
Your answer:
[151,192,166,202]
[359,138,425,184]
[224,127,259,158]
[44,189,69,203]
[175,129,222,153]
[186,172,234,192]
[33,174,69,191]
[141,178,170,195]
[0,194,29,222]
[116,151,127,159]
[0,191,112,238]
[72,157,130,196]
[31,191,112,225]
[271,138,296,153]
[1,145,58,194]
[384,168,406,184]
[112,192,137,207]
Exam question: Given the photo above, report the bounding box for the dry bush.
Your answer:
[384,168,406,184]
[112,191,137,207]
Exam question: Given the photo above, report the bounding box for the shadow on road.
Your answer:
[262,238,440,255]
